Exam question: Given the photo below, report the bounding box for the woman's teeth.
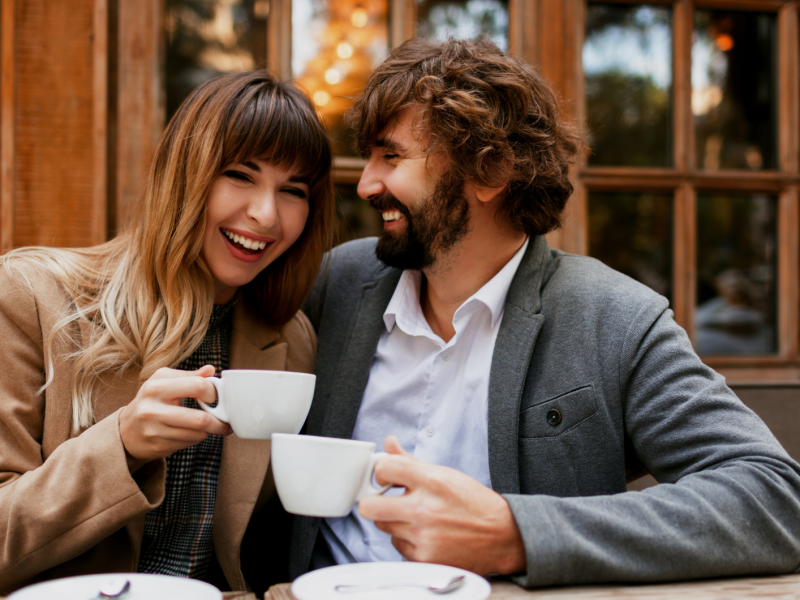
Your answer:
[382,210,403,222]
[222,228,268,251]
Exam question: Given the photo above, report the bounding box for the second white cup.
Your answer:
[271,433,390,517]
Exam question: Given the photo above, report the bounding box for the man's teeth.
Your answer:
[222,229,268,250]
[382,210,403,222]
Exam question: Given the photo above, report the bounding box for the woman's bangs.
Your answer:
[222,85,331,186]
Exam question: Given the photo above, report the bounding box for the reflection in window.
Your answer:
[336,183,382,243]
[693,10,777,171]
[416,0,508,51]
[583,4,672,167]
[588,192,673,302]
[696,194,776,356]
[165,0,267,120]
[293,0,389,156]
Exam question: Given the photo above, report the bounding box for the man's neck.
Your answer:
[420,227,527,343]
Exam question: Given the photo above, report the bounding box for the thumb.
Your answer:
[383,435,412,457]
[196,364,216,377]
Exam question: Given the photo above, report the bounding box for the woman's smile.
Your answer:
[220,227,275,263]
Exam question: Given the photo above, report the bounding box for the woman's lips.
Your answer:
[220,228,272,263]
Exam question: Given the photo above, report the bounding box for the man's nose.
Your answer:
[357,156,385,201]
[246,191,279,228]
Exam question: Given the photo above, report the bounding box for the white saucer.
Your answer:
[292,562,491,600]
[8,573,222,600]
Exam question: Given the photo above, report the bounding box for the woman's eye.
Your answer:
[224,170,251,182]
[284,187,309,199]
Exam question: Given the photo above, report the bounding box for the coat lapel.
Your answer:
[319,270,401,440]
[214,299,286,591]
[487,236,551,494]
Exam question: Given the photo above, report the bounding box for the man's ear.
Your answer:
[474,182,507,203]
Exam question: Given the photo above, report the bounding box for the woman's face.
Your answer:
[202,158,310,304]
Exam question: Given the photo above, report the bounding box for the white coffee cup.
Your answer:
[271,433,391,517]
[196,370,315,440]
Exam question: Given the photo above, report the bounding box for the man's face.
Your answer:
[357,108,470,270]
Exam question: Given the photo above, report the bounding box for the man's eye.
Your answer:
[383,154,398,160]
[224,170,251,182]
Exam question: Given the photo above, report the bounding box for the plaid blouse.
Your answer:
[138,300,235,579]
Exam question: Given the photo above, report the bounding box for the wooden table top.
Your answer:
[264,573,800,599]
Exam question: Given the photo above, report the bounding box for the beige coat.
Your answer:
[0,262,316,594]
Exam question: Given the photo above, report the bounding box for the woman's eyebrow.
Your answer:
[289,175,310,185]
[242,160,261,172]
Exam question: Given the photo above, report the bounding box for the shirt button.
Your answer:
[426,425,435,437]
[442,351,450,361]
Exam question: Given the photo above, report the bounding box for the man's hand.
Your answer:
[358,435,527,576]
[119,365,232,473]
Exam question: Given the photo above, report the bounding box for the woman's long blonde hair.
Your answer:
[2,71,335,432]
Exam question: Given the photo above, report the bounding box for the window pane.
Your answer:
[693,10,777,171]
[588,192,673,301]
[696,194,777,356]
[165,0,268,120]
[336,183,383,243]
[293,0,389,156]
[416,0,508,51]
[584,4,672,167]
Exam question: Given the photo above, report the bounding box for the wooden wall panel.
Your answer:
[13,0,105,249]
[1,0,14,254]
[115,0,164,232]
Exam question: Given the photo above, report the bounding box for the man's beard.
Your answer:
[370,174,471,271]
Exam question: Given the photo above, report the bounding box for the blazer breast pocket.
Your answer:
[518,385,598,438]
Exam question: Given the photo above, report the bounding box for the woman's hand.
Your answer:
[119,365,232,473]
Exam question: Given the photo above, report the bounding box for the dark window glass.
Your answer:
[584,4,672,167]
[165,0,268,120]
[292,0,389,156]
[588,192,673,302]
[692,10,777,171]
[336,183,383,243]
[416,0,508,51]
[695,193,777,355]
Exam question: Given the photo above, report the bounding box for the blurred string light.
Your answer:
[337,42,354,59]
[325,68,342,84]
[313,90,331,106]
[715,33,734,51]
[351,6,368,27]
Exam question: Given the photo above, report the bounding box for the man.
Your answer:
[293,37,800,587]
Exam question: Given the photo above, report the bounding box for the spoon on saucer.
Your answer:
[334,574,465,594]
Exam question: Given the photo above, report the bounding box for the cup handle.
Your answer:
[356,451,392,500]
[195,376,229,423]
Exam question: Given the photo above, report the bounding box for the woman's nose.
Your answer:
[357,157,386,200]
[246,191,279,228]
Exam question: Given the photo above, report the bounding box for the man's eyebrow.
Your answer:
[375,138,406,153]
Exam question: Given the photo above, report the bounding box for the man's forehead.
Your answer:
[374,108,428,153]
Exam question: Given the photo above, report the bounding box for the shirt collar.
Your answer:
[383,237,529,334]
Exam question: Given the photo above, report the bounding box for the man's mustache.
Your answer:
[369,193,411,219]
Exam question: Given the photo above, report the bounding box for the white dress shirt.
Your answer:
[321,237,530,564]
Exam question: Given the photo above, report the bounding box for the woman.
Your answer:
[0,71,335,593]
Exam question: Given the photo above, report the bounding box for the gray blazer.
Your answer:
[294,236,800,587]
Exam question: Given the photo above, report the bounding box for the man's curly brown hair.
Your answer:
[347,36,582,237]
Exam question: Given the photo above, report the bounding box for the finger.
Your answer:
[383,435,412,458]
[358,493,414,523]
[391,536,417,561]
[139,376,218,406]
[150,365,215,380]
[145,403,232,436]
[373,454,429,490]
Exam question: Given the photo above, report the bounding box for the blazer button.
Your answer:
[547,408,562,426]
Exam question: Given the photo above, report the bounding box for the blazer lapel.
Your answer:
[487,236,551,494]
[214,299,286,590]
[319,271,402,440]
